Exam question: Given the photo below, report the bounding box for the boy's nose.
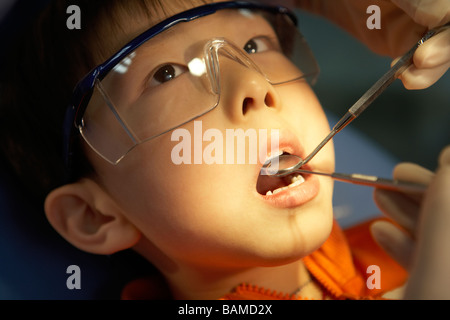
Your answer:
[218,57,281,122]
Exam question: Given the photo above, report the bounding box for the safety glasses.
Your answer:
[63,1,319,178]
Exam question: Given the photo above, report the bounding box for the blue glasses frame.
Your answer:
[63,1,299,180]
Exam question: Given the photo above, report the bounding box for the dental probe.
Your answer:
[293,22,450,171]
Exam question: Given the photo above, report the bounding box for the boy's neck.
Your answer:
[164,259,317,300]
[134,237,323,300]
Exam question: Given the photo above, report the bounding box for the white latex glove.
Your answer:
[390,0,450,89]
[292,0,450,89]
[371,146,450,299]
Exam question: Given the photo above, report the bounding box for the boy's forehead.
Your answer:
[95,0,217,61]
[133,9,269,49]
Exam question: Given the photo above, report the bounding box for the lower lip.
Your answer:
[258,174,320,208]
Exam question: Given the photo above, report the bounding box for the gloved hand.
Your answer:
[390,0,450,89]
[371,145,450,299]
[293,0,450,89]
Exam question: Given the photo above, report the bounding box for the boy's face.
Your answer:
[85,7,335,271]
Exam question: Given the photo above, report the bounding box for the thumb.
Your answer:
[438,145,450,167]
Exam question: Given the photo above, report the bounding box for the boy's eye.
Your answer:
[243,37,271,54]
[149,64,187,87]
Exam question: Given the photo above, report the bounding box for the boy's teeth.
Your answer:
[265,174,305,196]
[290,174,305,184]
[265,150,284,164]
[272,150,284,157]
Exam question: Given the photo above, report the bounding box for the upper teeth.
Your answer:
[264,150,284,164]
[265,174,305,196]
[272,150,284,157]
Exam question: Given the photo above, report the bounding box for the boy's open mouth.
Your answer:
[256,151,307,196]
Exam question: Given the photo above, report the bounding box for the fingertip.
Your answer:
[414,29,450,69]
[392,162,434,183]
[370,220,392,243]
[399,64,448,90]
[439,145,450,166]
[370,220,414,269]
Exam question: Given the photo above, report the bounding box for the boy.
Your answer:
[1,0,449,299]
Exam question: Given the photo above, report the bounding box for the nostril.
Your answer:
[242,97,252,115]
[242,93,275,115]
[264,92,275,108]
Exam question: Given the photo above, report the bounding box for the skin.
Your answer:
[45,6,335,299]
[44,0,450,300]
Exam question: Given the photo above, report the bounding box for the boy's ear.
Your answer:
[44,178,141,255]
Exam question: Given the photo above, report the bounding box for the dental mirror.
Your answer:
[275,23,450,171]
[261,153,427,192]
[259,23,450,193]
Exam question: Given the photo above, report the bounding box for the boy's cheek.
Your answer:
[90,141,246,210]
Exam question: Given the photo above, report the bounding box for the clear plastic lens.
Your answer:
[80,83,140,163]
[80,8,319,164]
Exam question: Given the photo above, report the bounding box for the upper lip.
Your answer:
[257,128,313,179]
